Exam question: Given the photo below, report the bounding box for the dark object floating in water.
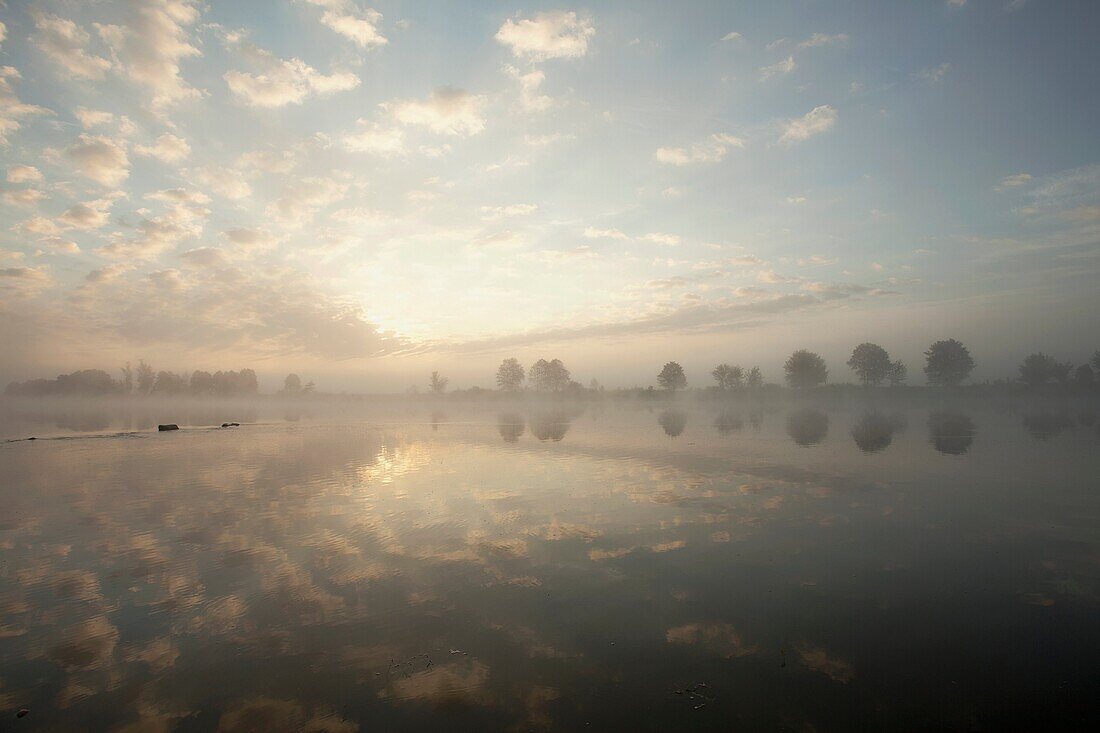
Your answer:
[158,424,179,432]
[17,708,29,718]
[220,422,241,428]
[26,437,36,441]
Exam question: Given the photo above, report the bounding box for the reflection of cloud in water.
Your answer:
[666,623,758,658]
[795,643,854,683]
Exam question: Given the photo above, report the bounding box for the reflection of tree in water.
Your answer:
[850,411,904,453]
[529,411,571,442]
[658,409,687,438]
[1022,413,1074,441]
[786,408,828,447]
[714,410,744,435]
[748,410,763,430]
[927,411,975,455]
[430,410,447,431]
[497,413,525,443]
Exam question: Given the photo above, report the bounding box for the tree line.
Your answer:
[5,360,260,397]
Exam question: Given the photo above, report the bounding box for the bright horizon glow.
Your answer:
[1,1,1098,391]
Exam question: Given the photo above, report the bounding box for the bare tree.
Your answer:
[120,362,133,394]
[135,360,155,395]
[746,366,763,388]
[429,371,448,394]
[887,360,907,386]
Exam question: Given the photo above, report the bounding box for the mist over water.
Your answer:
[2,396,1097,730]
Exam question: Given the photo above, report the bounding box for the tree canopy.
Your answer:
[923,339,975,386]
[847,343,892,386]
[658,362,687,391]
[784,350,828,388]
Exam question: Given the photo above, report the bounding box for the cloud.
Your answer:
[757,270,803,284]
[504,66,553,112]
[995,172,1032,191]
[387,87,485,136]
[190,166,252,200]
[641,232,680,246]
[31,9,114,80]
[302,1,388,48]
[135,133,190,163]
[655,133,744,165]
[266,176,348,227]
[721,31,742,42]
[760,56,796,79]
[583,227,630,240]
[58,198,116,229]
[7,165,43,183]
[0,67,53,144]
[480,204,538,221]
[916,63,950,84]
[94,0,202,110]
[223,227,277,250]
[64,134,130,186]
[178,246,230,267]
[495,11,595,61]
[3,188,46,207]
[779,105,838,144]
[225,42,360,107]
[99,190,209,259]
[797,33,849,49]
[801,281,898,299]
[342,120,405,156]
[0,266,51,284]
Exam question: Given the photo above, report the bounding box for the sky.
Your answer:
[0,0,1098,391]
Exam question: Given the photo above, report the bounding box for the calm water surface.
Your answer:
[1,401,1098,731]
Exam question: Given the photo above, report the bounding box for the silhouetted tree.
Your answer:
[658,409,687,437]
[1019,353,1060,387]
[120,362,133,394]
[153,370,187,394]
[6,370,120,396]
[927,411,975,455]
[847,343,891,386]
[1092,350,1100,373]
[496,358,525,392]
[529,358,571,392]
[238,368,259,394]
[283,373,302,393]
[658,362,687,391]
[887,360,907,387]
[1051,360,1072,385]
[923,339,974,386]
[429,371,448,394]
[784,350,827,389]
[135,360,155,395]
[746,366,763,388]
[1075,364,1094,385]
[190,370,214,395]
[712,363,744,390]
[787,408,828,446]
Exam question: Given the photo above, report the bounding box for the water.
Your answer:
[1,400,1098,731]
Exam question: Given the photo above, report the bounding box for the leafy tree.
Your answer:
[887,360,907,387]
[1092,350,1100,373]
[1074,364,1094,385]
[784,350,827,389]
[712,363,744,390]
[135,360,155,395]
[153,370,187,394]
[429,371,448,394]
[283,373,302,393]
[190,370,214,395]
[923,339,974,386]
[658,362,687,391]
[746,366,763,388]
[496,358,525,391]
[1019,353,1059,387]
[529,358,571,391]
[847,343,892,386]
[120,362,133,394]
[238,368,259,394]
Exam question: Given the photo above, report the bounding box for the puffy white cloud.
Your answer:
[995,173,1032,191]
[779,105,837,144]
[190,166,252,200]
[64,134,131,186]
[0,67,52,144]
[31,9,113,80]
[342,120,405,156]
[135,133,190,163]
[94,0,203,110]
[655,133,744,165]
[266,176,348,227]
[7,165,43,183]
[760,56,796,79]
[388,88,485,136]
[58,198,116,229]
[504,66,553,112]
[495,11,595,61]
[3,188,46,207]
[302,1,388,48]
[480,204,538,221]
[642,232,680,246]
[583,227,630,240]
[225,41,359,107]
[721,31,742,42]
